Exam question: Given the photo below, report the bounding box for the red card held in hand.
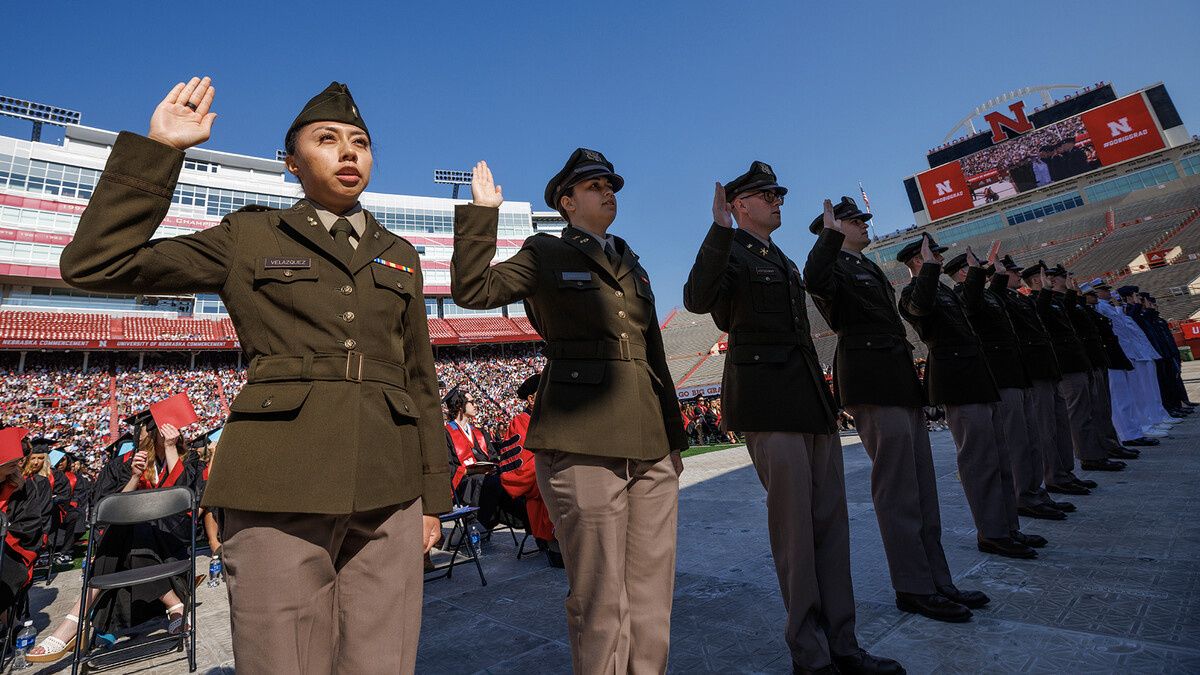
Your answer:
[150,393,199,429]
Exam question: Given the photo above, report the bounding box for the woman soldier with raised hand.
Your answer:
[58,77,447,674]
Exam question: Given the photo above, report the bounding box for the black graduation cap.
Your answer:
[27,437,54,454]
[101,432,137,459]
[516,373,541,400]
[122,407,157,439]
[544,148,624,211]
[187,425,224,450]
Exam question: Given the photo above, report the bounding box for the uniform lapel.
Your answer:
[278,200,347,269]
[560,227,619,284]
[612,236,640,280]
[350,211,394,275]
[734,230,783,272]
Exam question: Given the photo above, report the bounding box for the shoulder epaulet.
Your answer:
[235,204,271,213]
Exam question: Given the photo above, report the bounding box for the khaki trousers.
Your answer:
[745,431,858,670]
[844,404,952,594]
[1030,378,1078,486]
[536,451,678,675]
[944,402,1018,538]
[1016,387,1056,508]
[221,500,423,675]
[1059,371,1105,462]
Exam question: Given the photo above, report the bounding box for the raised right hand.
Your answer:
[920,234,936,263]
[822,199,843,232]
[713,183,733,228]
[148,77,216,151]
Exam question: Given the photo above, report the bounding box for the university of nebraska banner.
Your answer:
[916,161,974,221]
[1080,93,1166,166]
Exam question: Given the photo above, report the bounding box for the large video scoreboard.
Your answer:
[903,82,1188,223]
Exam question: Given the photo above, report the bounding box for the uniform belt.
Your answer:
[246,352,407,386]
[727,331,801,347]
[544,338,646,361]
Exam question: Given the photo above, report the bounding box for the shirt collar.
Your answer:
[307,199,366,238]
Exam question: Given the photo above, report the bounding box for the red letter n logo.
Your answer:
[984,101,1033,143]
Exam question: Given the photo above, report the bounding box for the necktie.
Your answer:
[331,217,356,261]
[604,241,619,271]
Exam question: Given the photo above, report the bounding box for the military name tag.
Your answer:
[264,257,311,268]
[855,273,874,281]
[755,267,775,276]
[561,271,592,281]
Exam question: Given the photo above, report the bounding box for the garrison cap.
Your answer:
[286,82,369,149]
[724,161,787,205]
[1116,285,1139,297]
[942,253,970,277]
[516,373,541,400]
[808,196,872,234]
[999,254,1023,272]
[895,233,948,264]
[544,148,624,211]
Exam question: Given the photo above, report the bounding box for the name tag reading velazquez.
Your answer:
[264,258,312,269]
[561,271,592,281]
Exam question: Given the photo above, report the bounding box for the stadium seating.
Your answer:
[444,316,523,339]
[683,352,726,386]
[0,311,110,340]
[510,316,541,337]
[122,317,222,340]
[426,318,458,339]
[666,354,704,386]
[661,322,723,358]
[1069,214,1193,280]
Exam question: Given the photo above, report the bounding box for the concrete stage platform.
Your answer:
[19,362,1200,674]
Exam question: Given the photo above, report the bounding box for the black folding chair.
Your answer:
[424,506,487,586]
[71,486,197,674]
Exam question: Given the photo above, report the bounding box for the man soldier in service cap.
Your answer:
[805,202,987,623]
[942,250,1052,546]
[895,235,1035,560]
[684,166,903,675]
[451,151,686,674]
[59,78,447,674]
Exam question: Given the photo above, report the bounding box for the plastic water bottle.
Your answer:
[468,524,483,559]
[12,621,35,669]
[207,557,222,587]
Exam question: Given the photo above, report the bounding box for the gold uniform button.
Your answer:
[342,285,354,295]
[753,355,760,361]
[261,396,273,408]
[570,371,580,379]
[620,332,628,339]
[283,270,294,277]
[617,311,627,318]
[576,281,584,287]
[396,282,405,290]
[342,312,355,322]
[344,339,357,350]
[615,290,623,297]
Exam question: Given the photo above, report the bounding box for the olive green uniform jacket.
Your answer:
[954,269,1033,390]
[898,262,1000,406]
[683,225,835,433]
[59,132,449,515]
[803,229,925,408]
[450,204,686,458]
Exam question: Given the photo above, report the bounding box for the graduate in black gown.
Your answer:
[0,428,51,619]
[27,412,206,663]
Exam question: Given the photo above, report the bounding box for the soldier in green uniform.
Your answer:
[58,77,446,675]
[451,151,687,674]
[684,163,903,675]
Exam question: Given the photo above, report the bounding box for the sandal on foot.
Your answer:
[26,615,79,663]
[166,604,190,636]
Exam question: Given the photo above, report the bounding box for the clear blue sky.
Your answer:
[3,0,1198,308]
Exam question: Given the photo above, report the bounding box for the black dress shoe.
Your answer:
[978,536,1037,559]
[1050,500,1076,512]
[1108,447,1139,459]
[895,592,972,622]
[936,584,990,609]
[1123,438,1155,447]
[1047,482,1090,495]
[1018,504,1066,520]
[546,549,565,568]
[832,649,906,675]
[1072,478,1098,489]
[1011,530,1048,548]
[1080,458,1125,471]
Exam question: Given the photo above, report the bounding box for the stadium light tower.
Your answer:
[0,95,81,142]
[434,169,473,199]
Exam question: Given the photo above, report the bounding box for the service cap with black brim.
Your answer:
[544,148,624,211]
[286,82,369,150]
[808,195,871,234]
[942,253,970,277]
[516,373,541,400]
[1020,261,1046,279]
[1116,285,1139,297]
[895,233,948,264]
[999,255,1023,273]
[724,161,788,205]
